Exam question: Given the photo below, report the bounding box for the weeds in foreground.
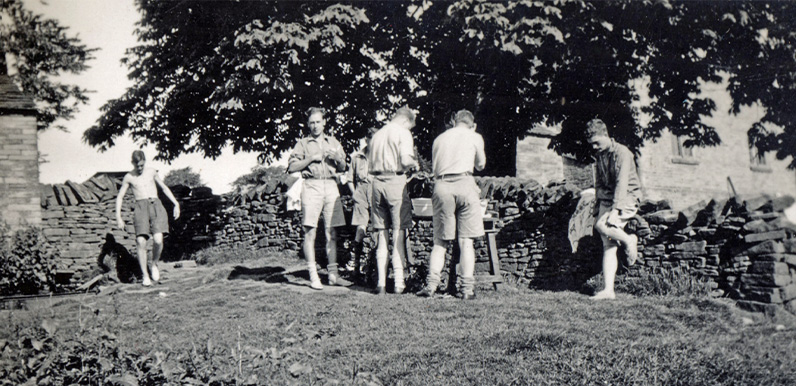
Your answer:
[583,267,714,298]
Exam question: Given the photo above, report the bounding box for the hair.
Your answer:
[367,126,378,138]
[391,107,416,126]
[305,107,326,122]
[452,109,475,128]
[131,150,146,162]
[586,118,609,138]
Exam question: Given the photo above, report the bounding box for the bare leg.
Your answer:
[391,228,406,292]
[136,236,152,286]
[375,229,390,290]
[303,226,322,289]
[151,233,163,282]
[458,237,476,296]
[592,233,618,300]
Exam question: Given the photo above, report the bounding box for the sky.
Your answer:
[27,0,265,194]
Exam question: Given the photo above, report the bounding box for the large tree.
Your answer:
[85,0,796,174]
[0,0,96,131]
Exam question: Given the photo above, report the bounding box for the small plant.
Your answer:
[617,268,714,298]
[0,221,60,296]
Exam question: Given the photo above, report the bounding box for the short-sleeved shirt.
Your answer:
[368,122,418,174]
[288,134,345,179]
[594,140,643,210]
[347,151,370,186]
[432,126,486,176]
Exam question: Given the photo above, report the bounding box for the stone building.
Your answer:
[0,58,40,228]
[516,88,796,209]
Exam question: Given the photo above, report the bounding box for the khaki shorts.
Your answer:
[301,179,345,228]
[134,198,169,237]
[595,200,637,247]
[432,176,484,241]
[350,182,371,227]
[371,175,412,230]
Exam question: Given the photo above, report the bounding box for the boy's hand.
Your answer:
[173,205,181,220]
[116,218,126,231]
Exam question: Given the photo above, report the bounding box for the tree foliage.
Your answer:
[163,166,204,188]
[85,0,796,173]
[0,0,96,131]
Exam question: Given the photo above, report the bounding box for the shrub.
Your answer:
[0,222,60,296]
[618,268,714,298]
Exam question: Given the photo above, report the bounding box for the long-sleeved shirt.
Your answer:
[432,125,486,176]
[287,134,345,179]
[368,122,418,174]
[347,150,370,186]
[594,140,643,209]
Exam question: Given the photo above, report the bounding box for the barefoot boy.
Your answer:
[115,150,181,286]
[586,119,642,300]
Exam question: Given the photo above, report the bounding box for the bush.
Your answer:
[0,222,60,296]
[619,268,713,298]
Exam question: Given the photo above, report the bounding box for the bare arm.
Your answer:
[286,140,322,173]
[474,133,486,171]
[154,173,181,219]
[115,176,130,230]
[399,130,419,171]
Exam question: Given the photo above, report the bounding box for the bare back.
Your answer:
[123,167,160,200]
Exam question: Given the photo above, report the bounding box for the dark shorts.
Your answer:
[134,198,169,237]
[432,176,484,241]
[351,182,372,227]
[371,175,412,230]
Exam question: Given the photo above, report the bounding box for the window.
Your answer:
[671,134,698,165]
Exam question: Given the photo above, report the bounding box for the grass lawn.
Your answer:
[3,254,796,385]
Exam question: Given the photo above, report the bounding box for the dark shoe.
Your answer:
[416,287,436,298]
[373,286,386,295]
[461,293,477,300]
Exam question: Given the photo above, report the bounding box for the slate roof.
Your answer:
[0,75,36,111]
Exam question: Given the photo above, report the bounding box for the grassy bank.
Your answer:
[2,256,795,385]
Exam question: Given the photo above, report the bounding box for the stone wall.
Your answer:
[39,173,796,315]
[0,75,40,229]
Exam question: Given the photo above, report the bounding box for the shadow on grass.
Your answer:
[227,265,377,294]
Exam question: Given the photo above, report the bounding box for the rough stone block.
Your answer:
[645,210,681,225]
[741,285,783,303]
[740,273,792,287]
[747,262,790,275]
[742,220,780,234]
[753,254,786,263]
[744,230,787,243]
[675,241,707,253]
[781,284,796,302]
[736,300,781,317]
[743,240,785,256]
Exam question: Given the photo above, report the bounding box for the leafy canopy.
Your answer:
[85,0,796,173]
[0,0,96,131]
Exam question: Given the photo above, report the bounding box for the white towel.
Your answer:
[285,175,303,212]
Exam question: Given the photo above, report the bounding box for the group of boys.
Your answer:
[116,109,641,301]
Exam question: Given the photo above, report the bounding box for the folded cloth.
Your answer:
[569,188,596,253]
[285,175,303,212]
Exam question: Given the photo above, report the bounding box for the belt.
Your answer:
[371,171,404,176]
[436,172,472,180]
[304,176,336,180]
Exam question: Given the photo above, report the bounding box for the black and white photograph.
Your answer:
[2,0,796,384]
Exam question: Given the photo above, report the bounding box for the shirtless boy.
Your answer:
[115,150,181,286]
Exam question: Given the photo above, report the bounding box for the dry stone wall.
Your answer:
[39,173,796,315]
